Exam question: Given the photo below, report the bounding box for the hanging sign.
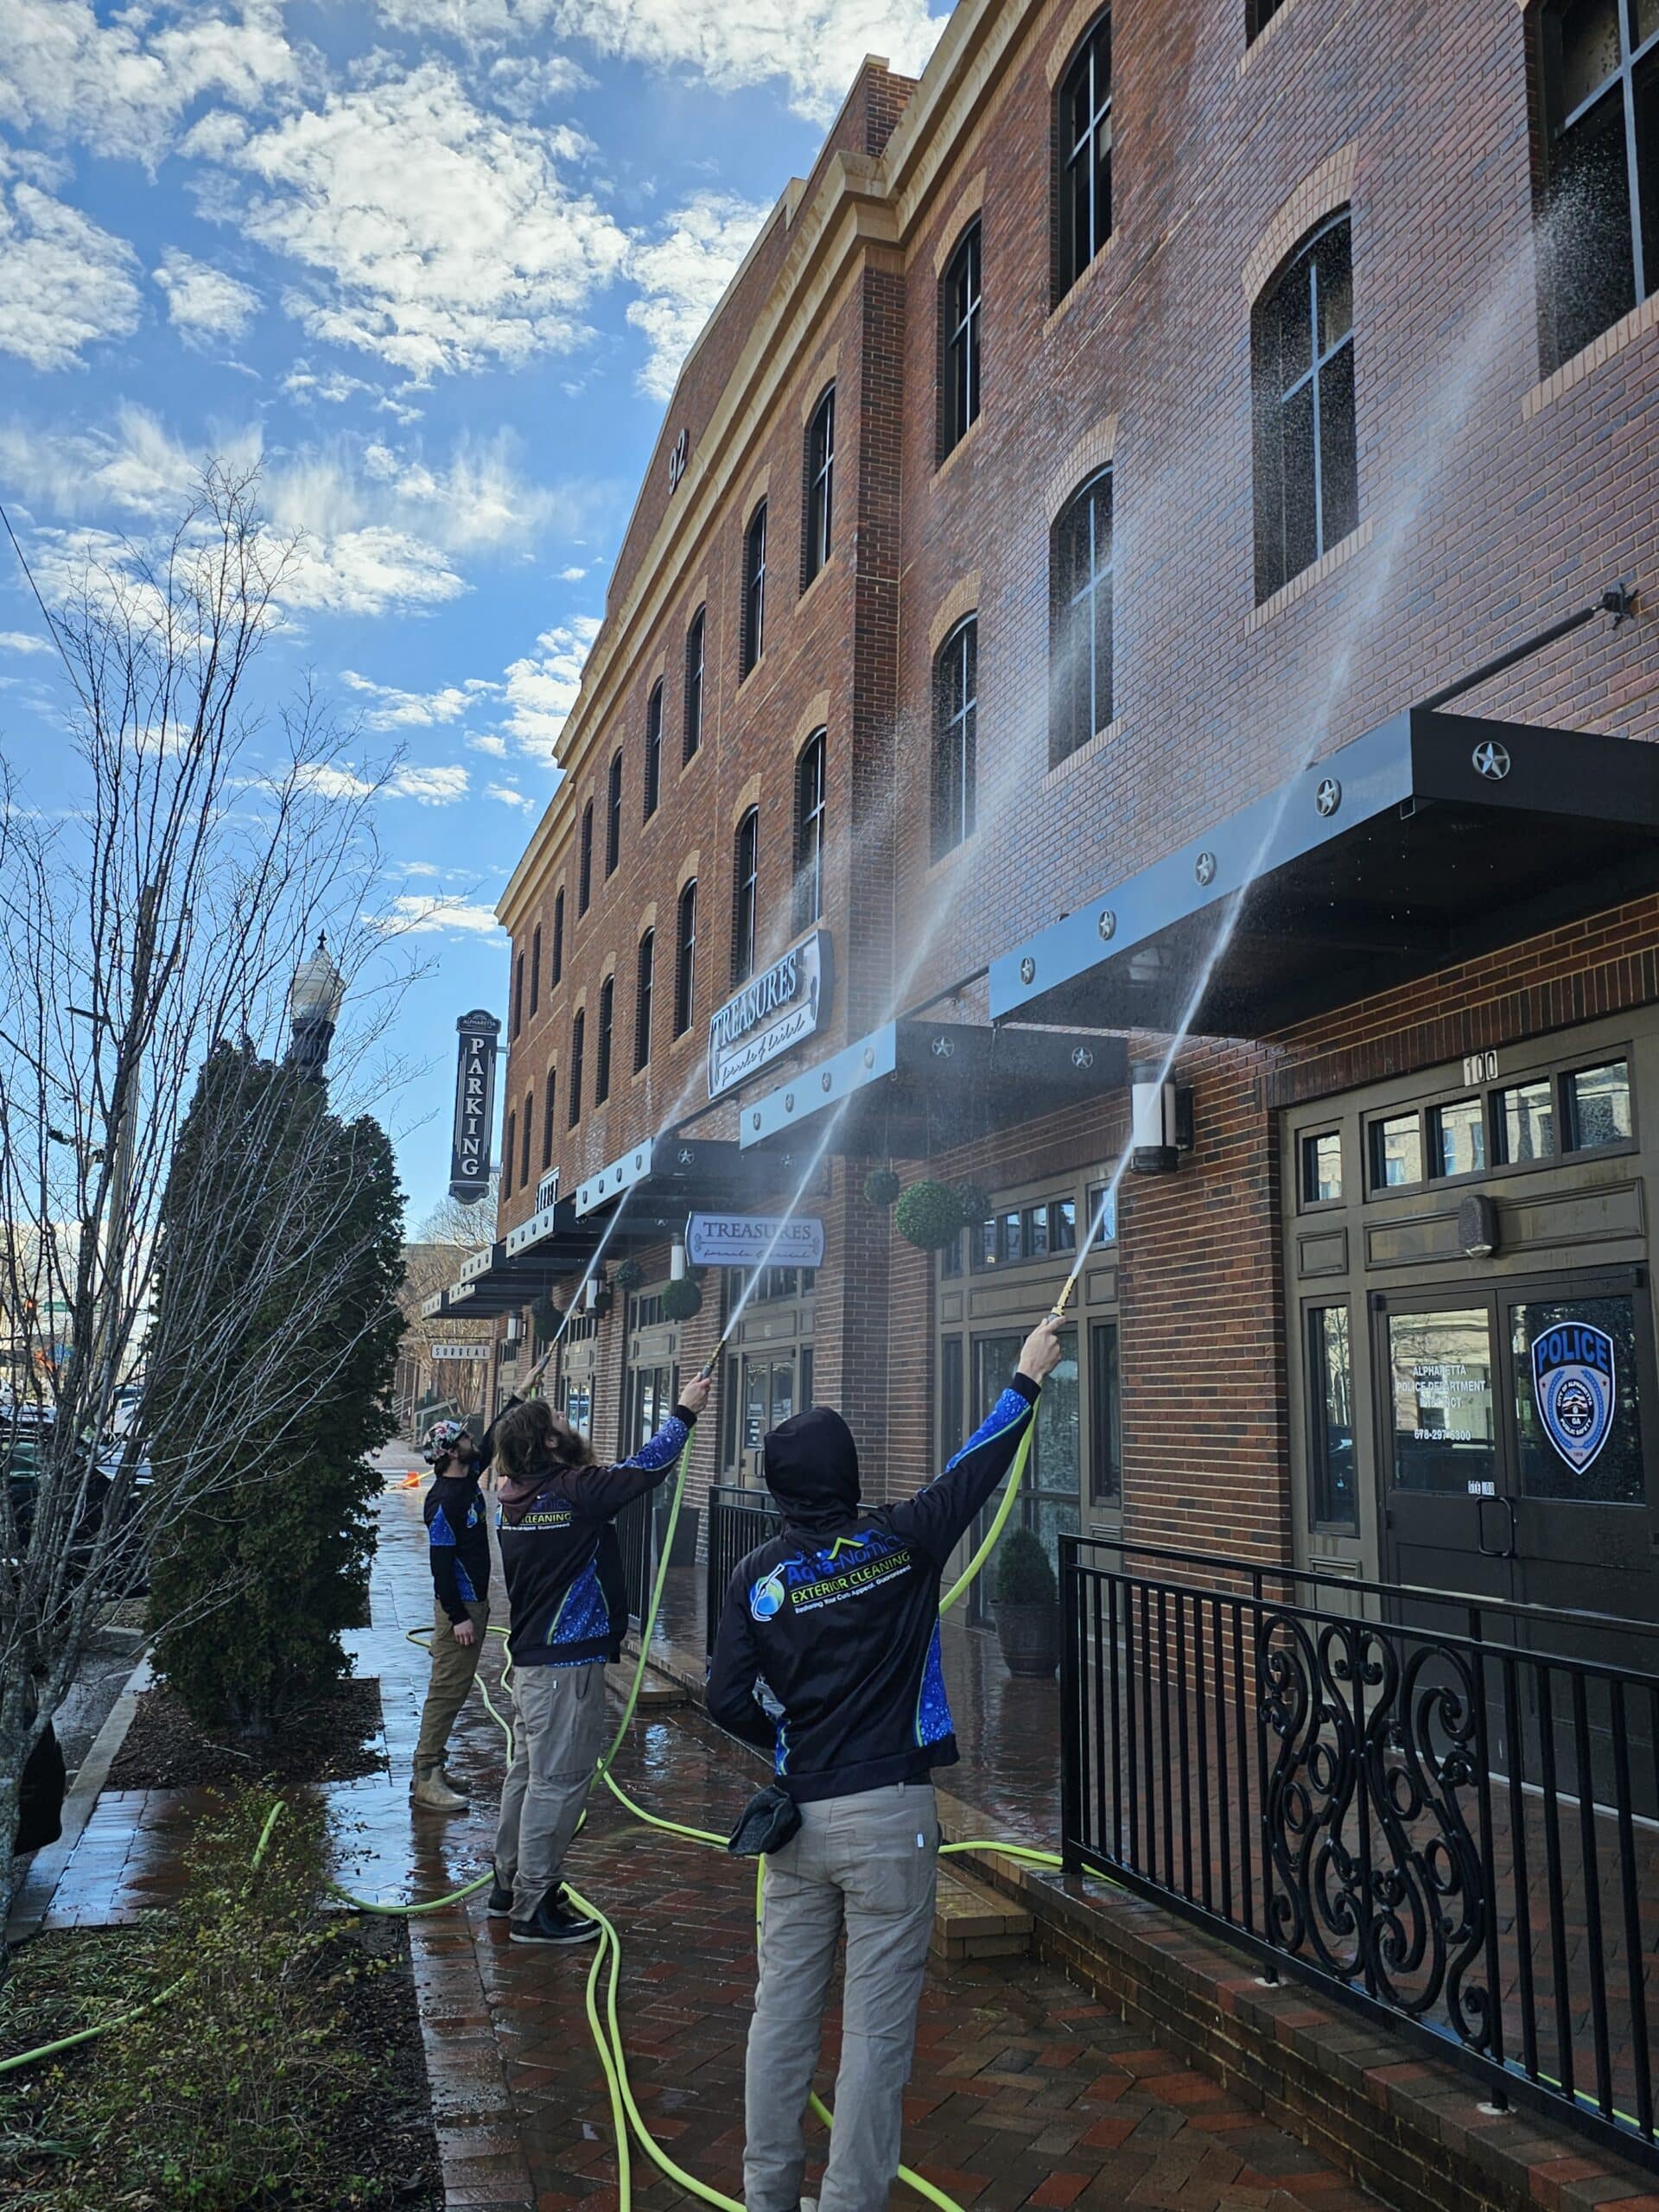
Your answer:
[707,930,831,1100]
[430,1342,492,1363]
[449,1009,500,1201]
[1531,1321,1617,1474]
[686,1212,826,1269]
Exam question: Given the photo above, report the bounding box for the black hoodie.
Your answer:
[705,1374,1039,1802]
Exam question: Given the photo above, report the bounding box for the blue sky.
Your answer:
[0,0,949,1228]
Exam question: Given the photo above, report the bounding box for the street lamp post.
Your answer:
[287,933,346,1079]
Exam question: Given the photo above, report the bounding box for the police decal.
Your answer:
[1531,1321,1617,1474]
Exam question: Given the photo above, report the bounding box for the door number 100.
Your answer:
[1463,1051,1498,1084]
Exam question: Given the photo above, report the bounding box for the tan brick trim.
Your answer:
[637,902,658,937]
[644,655,666,695]
[931,169,987,275]
[677,849,701,893]
[1244,515,1374,632]
[1242,141,1359,303]
[928,573,982,658]
[798,353,840,423]
[1522,288,1659,418]
[1046,0,1108,87]
[791,692,832,752]
[730,774,763,827]
[1043,414,1117,522]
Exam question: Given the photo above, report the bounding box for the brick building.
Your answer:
[434,0,1659,1637]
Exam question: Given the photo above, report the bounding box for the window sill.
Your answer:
[739,651,767,688]
[1043,232,1119,340]
[932,415,982,488]
[1043,716,1121,786]
[1236,0,1307,74]
[1245,516,1374,634]
[1522,289,1659,421]
[798,553,839,611]
[924,828,978,883]
[677,743,702,781]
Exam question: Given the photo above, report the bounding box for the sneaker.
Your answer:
[410,1769,467,1814]
[510,1890,602,1946]
[486,1870,513,1916]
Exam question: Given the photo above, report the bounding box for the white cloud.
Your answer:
[486,780,535,810]
[190,60,632,378]
[154,246,259,341]
[343,669,500,728]
[283,359,371,404]
[391,762,469,803]
[0,630,51,656]
[279,526,466,617]
[500,611,599,761]
[0,404,259,519]
[558,563,587,580]
[467,732,509,757]
[381,892,505,936]
[0,162,143,370]
[403,860,442,878]
[626,190,769,399]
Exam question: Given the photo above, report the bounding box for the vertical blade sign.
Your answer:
[450,1010,500,1200]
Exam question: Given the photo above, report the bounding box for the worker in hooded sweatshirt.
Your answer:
[707,1315,1065,2212]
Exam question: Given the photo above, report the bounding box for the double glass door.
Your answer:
[966,1330,1081,1624]
[737,1349,812,1487]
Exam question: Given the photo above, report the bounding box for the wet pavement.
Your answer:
[36,1449,1384,2210]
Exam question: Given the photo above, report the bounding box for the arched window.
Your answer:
[551,888,565,984]
[542,1063,557,1168]
[1248,0,1286,35]
[793,730,827,933]
[569,1011,584,1126]
[931,618,978,858]
[741,503,767,676]
[634,930,655,1071]
[731,808,759,986]
[595,975,614,1103]
[643,681,663,819]
[504,1108,517,1196]
[530,923,542,1016]
[606,749,623,875]
[521,1087,534,1184]
[1054,14,1112,302]
[939,223,982,457]
[1051,470,1114,764]
[804,387,835,586]
[579,803,594,913]
[683,607,705,761]
[1535,0,1658,369]
[512,949,524,1038]
[675,880,697,1035]
[1252,212,1356,601]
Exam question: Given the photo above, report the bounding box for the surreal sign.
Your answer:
[707,930,831,1100]
[449,1010,500,1202]
[1531,1320,1617,1474]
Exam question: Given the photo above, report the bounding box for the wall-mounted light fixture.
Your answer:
[584,1274,601,1312]
[1458,1192,1499,1259]
[1129,1061,1194,1175]
[670,1236,688,1282]
[504,1311,522,1343]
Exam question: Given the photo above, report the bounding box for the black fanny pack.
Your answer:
[727,1783,802,1858]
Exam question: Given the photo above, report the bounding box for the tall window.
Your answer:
[940,223,982,456]
[1252,212,1357,602]
[931,617,978,858]
[579,803,594,913]
[1536,0,1659,368]
[742,503,767,676]
[683,607,705,761]
[569,1011,584,1125]
[643,682,663,819]
[1055,15,1112,300]
[595,975,613,1103]
[804,387,835,586]
[606,749,623,875]
[551,888,565,984]
[675,880,697,1034]
[1051,470,1114,764]
[520,1087,534,1185]
[634,930,654,1071]
[1248,0,1287,35]
[731,807,759,986]
[542,1064,557,1169]
[504,1109,517,1196]
[530,924,542,1015]
[793,731,827,933]
[512,950,524,1037]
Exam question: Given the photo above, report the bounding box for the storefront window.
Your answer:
[1567,1060,1632,1151]
[1370,1112,1423,1191]
[1386,1307,1496,1494]
[1511,1294,1645,1503]
[1089,1319,1121,1506]
[562,1380,593,1438]
[1497,1078,1556,1163]
[969,1191,1089,1272]
[1300,1128,1342,1204]
[1306,1303,1356,1529]
[1432,1097,1486,1179]
[972,1328,1080,1576]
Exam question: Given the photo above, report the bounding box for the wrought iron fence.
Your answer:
[614,1487,656,1631]
[1061,1535,1659,2171]
[705,1484,782,1656]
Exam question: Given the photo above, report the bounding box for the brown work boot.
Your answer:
[410,1767,467,1813]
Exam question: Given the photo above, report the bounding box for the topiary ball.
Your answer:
[863,1167,901,1208]
[954,1180,991,1230]
[893,1179,966,1250]
[661,1276,703,1321]
[611,1257,645,1292]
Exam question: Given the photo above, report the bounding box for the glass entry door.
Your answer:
[739,1354,798,1487]
[627,1363,677,1456]
[966,1329,1081,1624]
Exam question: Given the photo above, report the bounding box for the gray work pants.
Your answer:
[492,1661,607,1918]
[744,1783,938,2212]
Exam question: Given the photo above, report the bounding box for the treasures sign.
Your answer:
[686,1213,826,1270]
[707,931,831,1100]
[449,1010,500,1202]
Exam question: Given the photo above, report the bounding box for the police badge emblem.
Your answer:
[1530,1321,1617,1474]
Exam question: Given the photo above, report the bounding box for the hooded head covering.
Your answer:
[763,1406,860,1532]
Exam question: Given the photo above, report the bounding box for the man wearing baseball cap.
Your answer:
[412,1418,492,1812]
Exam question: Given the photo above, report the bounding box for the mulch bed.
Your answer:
[0,1916,442,2211]
[108,1674,386,1789]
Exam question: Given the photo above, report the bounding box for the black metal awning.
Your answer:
[422,1217,598,1319]
[738,1017,1128,1154]
[989,709,1659,1038]
[572,1129,756,1227]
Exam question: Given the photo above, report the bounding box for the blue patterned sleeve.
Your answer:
[887,1374,1040,1565]
[578,1411,694,1516]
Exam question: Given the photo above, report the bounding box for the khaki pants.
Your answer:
[413,1595,488,1777]
[744,1783,939,2212]
[492,1660,608,1919]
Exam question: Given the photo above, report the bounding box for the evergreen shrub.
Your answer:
[893,1179,965,1250]
[994,1526,1058,1607]
[661,1277,703,1321]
